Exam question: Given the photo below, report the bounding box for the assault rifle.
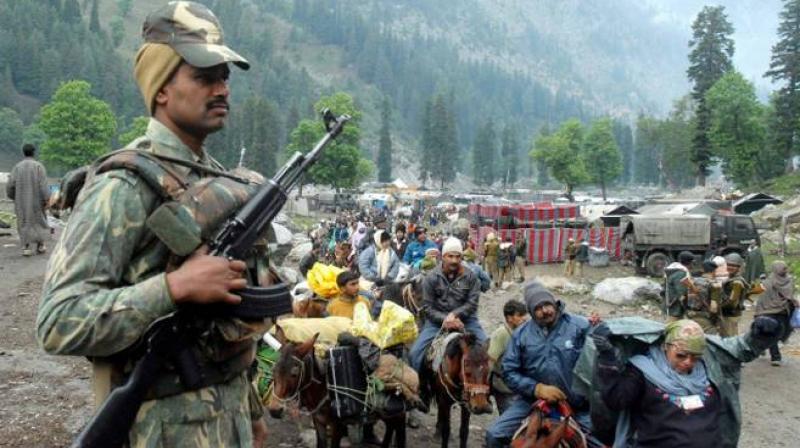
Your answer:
[72,110,350,448]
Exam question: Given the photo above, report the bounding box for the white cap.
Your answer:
[442,237,463,255]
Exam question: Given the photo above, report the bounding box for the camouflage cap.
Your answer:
[142,1,249,70]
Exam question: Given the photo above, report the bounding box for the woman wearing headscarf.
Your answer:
[358,229,399,285]
[591,317,783,448]
[350,221,368,254]
[755,260,797,366]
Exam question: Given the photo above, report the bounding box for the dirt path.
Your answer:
[0,232,797,447]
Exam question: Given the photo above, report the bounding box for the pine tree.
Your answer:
[501,124,519,187]
[89,0,101,33]
[765,0,800,172]
[534,124,551,187]
[612,120,634,184]
[419,99,434,186]
[687,5,735,186]
[442,95,459,182]
[62,0,82,24]
[279,104,299,152]
[377,96,392,182]
[633,114,663,185]
[472,120,496,186]
[429,95,455,188]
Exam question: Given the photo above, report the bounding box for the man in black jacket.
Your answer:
[408,237,487,373]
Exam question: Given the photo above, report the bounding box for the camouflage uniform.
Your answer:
[483,237,500,285]
[719,274,749,337]
[37,3,261,446]
[564,241,577,276]
[685,274,721,334]
[664,268,690,321]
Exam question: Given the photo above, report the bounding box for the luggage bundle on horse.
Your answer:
[328,345,369,419]
[267,323,414,447]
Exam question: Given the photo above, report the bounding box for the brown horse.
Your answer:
[427,332,493,448]
[267,329,407,447]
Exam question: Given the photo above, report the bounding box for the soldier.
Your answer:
[686,260,722,334]
[513,236,527,282]
[564,238,577,276]
[483,232,501,286]
[575,238,590,277]
[719,253,749,337]
[36,2,269,446]
[664,251,696,322]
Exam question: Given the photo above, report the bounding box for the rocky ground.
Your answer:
[0,225,798,447]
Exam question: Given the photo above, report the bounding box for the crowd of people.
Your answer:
[284,205,797,447]
[9,2,796,447]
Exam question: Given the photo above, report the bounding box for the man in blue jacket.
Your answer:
[402,226,438,268]
[485,281,591,447]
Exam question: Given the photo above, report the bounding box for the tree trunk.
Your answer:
[600,181,607,202]
[697,171,706,187]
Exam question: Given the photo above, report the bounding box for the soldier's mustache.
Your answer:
[207,99,229,110]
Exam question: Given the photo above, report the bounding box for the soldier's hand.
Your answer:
[166,247,247,305]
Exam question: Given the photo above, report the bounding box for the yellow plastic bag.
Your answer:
[351,301,418,349]
[306,262,344,298]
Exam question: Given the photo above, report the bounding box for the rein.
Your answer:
[272,353,328,415]
[402,283,420,314]
[437,336,489,407]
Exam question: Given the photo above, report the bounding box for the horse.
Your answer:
[424,332,493,448]
[267,328,407,448]
[379,275,424,327]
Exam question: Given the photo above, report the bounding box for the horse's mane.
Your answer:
[445,332,488,363]
[382,282,404,305]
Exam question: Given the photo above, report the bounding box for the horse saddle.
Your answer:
[511,400,587,448]
[427,332,463,374]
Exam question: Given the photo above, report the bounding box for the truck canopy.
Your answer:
[621,214,710,246]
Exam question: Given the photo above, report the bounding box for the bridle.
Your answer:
[437,338,490,406]
[271,352,328,414]
[402,282,420,314]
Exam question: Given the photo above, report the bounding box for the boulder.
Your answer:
[270,222,293,245]
[536,275,590,295]
[286,241,314,262]
[592,277,662,305]
[276,266,301,286]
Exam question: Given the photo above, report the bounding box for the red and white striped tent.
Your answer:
[469,226,622,264]
[467,203,580,225]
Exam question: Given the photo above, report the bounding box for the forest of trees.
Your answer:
[631,2,800,190]
[0,0,798,193]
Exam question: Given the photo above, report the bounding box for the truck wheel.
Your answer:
[646,252,671,277]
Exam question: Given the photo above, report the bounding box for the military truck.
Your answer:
[620,213,760,276]
[316,191,358,212]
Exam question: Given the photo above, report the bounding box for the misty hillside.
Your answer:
[0,0,782,181]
